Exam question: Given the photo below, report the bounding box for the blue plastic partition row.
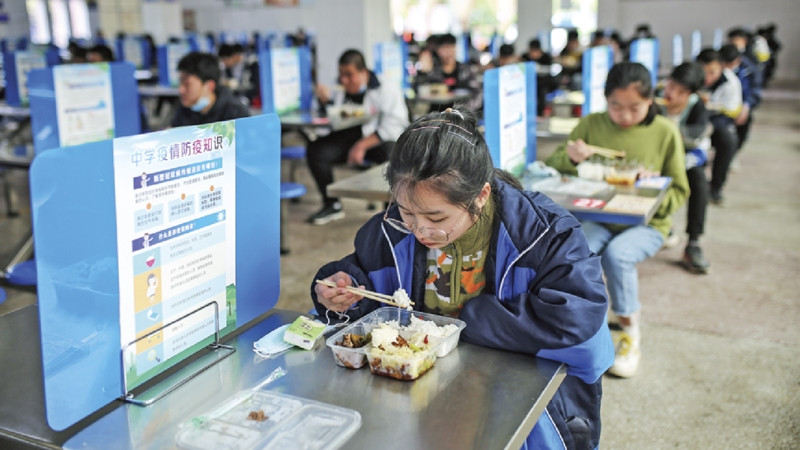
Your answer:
[483,61,538,176]
[27,62,142,155]
[30,114,281,431]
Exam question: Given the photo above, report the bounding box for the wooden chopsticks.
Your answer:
[568,140,626,159]
[315,279,415,307]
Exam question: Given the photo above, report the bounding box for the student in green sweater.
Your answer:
[545,62,690,378]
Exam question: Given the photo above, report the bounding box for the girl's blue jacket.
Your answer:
[312,179,614,449]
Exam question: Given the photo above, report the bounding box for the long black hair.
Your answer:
[604,61,658,125]
[385,108,520,217]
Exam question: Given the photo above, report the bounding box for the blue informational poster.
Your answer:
[483,62,538,176]
[691,30,702,59]
[157,43,191,87]
[630,38,660,86]
[258,46,313,115]
[113,122,239,392]
[2,50,47,106]
[374,41,406,92]
[30,114,281,431]
[582,45,614,115]
[53,63,116,147]
[27,62,141,154]
[672,34,684,67]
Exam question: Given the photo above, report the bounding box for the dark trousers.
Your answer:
[736,113,754,151]
[686,165,708,241]
[306,126,393,205]
[709,115,739,194]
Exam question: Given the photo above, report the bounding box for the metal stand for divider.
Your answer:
[119,300,236,406]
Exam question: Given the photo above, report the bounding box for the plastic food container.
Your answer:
[326,307,466,379]
[358,307,466,358]
[176,390,361,450]
[325,322,371,369]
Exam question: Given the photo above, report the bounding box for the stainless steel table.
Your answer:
[327,162,671,226]
[0,306,566,449]
[137,85,180,98]
[278,110,375,133]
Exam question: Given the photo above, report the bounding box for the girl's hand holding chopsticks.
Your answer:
[315,278,415,310]
[567,139,626,162]
[314,272,364,312]
[566,139,593,164]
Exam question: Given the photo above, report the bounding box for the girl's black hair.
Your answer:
[669,62,705,93]
[604,61,657,125]
[385,108,520,217]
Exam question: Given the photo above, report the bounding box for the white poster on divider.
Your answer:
[583,46,611,114]
[630,39,658,85]
[376,42,403,92]
[113,121,238,390]
[123,38,144,69]
[269,48,301,115]
[53,63,115,147]
[498,64,527,175]
[14,51,47,106]
[166,43,190,86]
[672,34,684,67]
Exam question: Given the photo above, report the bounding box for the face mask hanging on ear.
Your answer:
[191,95,211,112]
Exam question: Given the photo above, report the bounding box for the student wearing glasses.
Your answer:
[311,109,613,450]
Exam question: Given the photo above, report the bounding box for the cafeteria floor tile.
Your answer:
[1,81,798,448]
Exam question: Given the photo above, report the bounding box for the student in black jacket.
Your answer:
[171,52,250,128]
[659,62,712,274]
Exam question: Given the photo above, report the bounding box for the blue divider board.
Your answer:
[374,41,409,92]
[116,37,152,70]
[157,43,190,87]
[582,45,614,116]
[712,28,724,50]
[2,50,48,106]
[456,33,469,63]
[483,61,538,176]
[537,30,551,53]
[672,34,684,67]
[27,62,141,156]
[29,114,282,431]
[258,46,313,115]
[630,38,660,86]
[691,30,702,59]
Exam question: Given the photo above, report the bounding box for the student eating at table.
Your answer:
[170,52,251,128]
[546,62,689,378]
[414,33,482,113]
[306,48,409,225]
[312,108,613,449]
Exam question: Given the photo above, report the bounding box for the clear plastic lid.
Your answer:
[176,390,361,450]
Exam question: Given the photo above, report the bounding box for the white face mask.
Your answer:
[253,324,294,358]
[190,95,211,112]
